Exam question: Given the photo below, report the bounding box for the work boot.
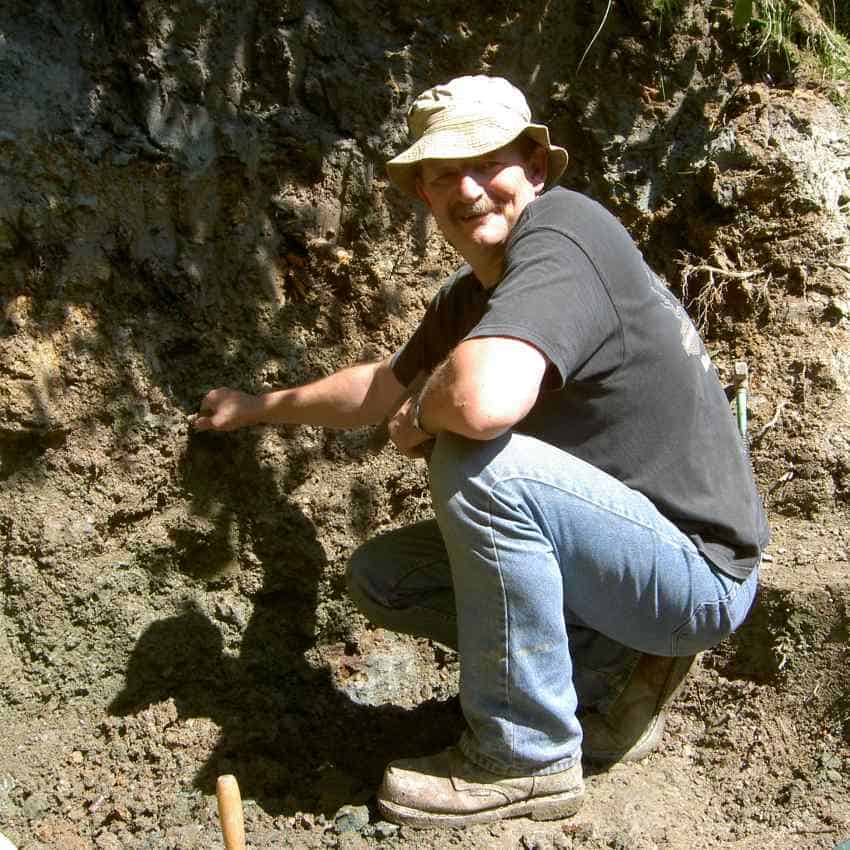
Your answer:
[581,653,697,765]
[377,746,585,828]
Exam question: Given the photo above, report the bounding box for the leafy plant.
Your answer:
[802,6,850,80]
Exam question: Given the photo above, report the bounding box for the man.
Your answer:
[196,76,769,828]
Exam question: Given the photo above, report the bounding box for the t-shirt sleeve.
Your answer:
[463,222,622,387]
[391,267,485,387]
[390,318,428,388]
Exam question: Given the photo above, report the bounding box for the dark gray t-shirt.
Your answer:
[392,187,769,579]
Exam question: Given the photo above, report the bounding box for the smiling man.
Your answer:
[196,76,769,828]
[417,141,546,286]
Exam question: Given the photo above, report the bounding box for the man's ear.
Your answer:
[527,145,548,195]
[416,178,433,208]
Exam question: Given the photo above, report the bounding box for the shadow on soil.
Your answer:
[706,579,850,743]
[709,581,848,685]
[108,430,461,817]
[704,583,820,686]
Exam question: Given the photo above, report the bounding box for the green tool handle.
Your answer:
[735,385,747,439]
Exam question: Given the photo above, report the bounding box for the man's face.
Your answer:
[417,141,547,284]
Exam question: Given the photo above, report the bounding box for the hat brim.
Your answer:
[386,121,568,199]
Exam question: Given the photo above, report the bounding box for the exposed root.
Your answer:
[678,254,767,331]
[752,400,788,446]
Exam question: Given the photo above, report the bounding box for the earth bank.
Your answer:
[1,1,849,848]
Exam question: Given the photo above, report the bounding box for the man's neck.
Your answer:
[472,262,503,289]
[459,248,504,289]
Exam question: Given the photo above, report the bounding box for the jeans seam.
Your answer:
[486,494,515,769]
[384,601,455,621]
[489,474,696,554]
[387,557,451,597]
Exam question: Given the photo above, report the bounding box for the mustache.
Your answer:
[451,200,496,220]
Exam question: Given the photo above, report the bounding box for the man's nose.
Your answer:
[458,171,485,200]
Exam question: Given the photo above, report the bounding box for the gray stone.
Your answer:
[21,792,51,819]
[373,820,399,839]
[333,804,370,833]
[336,643,420,707]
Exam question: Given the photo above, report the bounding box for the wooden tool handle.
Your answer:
[216,774,246,850]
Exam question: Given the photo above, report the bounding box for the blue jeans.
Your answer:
[348,431,759,776]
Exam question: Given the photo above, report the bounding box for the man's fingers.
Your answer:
[387,410,433,458]
[192,388,260,433]
[199,389,223,414]
[193,388,232,431]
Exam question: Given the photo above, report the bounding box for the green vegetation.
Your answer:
[648,0,685,25]
[818,0,850,38]
[734,0,850,82]
[805,2,850,78]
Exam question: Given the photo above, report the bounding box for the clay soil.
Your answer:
[2,516,848,850]
[1,1,850,849]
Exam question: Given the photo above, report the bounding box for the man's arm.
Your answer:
[194,356,407,432]
[388,336,547,454]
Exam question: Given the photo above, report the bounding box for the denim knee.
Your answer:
[344,529,459,647]
[429,431,509,508]
[346,540,397,633]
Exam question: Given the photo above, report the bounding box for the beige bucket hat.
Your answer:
[386,75,568,199]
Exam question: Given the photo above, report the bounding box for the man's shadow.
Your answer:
[109,429,460,816]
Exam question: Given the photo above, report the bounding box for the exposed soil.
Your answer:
[1,1,849,849]
[2,517,848,850]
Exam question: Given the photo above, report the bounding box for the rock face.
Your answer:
[1,2,849,849]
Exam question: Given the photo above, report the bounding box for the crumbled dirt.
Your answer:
[1,2,849,849]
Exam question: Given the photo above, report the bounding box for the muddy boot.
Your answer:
[580,653,697,765]
[378,746,585,828]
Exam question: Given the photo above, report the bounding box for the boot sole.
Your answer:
[377,787,584,828]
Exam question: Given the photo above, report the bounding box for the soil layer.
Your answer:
[1,2,849,849]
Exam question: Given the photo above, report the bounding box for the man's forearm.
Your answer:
[196,357,406,432]
[258,359,403,428]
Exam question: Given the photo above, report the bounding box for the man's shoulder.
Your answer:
[509,188,625,257]
[529,186,615,224]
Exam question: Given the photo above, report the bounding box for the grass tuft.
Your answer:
[737,0,850,84]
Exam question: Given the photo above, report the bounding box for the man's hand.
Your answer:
[194,388,265,432]
[388,395,434,458]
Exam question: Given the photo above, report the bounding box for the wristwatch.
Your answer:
[413,396,435,437]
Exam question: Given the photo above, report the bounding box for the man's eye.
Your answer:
[430,172,457,186]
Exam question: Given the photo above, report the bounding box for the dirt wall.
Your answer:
[1,2,849,849]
